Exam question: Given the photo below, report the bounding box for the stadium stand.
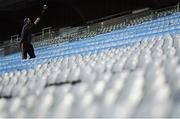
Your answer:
[0,3,180,117]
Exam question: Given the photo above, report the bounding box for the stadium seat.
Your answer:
[0,11,180,117]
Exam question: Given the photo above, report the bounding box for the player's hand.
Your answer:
[43,4,48,10]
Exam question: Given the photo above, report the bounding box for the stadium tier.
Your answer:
[0,11,180,117]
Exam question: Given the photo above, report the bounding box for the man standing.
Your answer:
[21,17,40,60]
[20,5,48,60]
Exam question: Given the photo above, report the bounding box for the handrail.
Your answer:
[1,2,179,53]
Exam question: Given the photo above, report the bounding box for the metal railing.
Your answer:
[1,2,179,56]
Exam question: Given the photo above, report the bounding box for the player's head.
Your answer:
[24,18,31,25]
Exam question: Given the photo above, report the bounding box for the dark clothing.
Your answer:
[20,8,46,60]
[21,24,35,43]
[20,23,36,59]
[21,41,36,59]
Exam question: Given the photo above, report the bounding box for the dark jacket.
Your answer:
[21,23,36,43]
[21,9,46,43]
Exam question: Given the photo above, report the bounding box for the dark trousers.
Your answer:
[21,41,36,60]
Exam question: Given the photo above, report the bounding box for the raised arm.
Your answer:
[33,4,48,25]
[34,17,40,25]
